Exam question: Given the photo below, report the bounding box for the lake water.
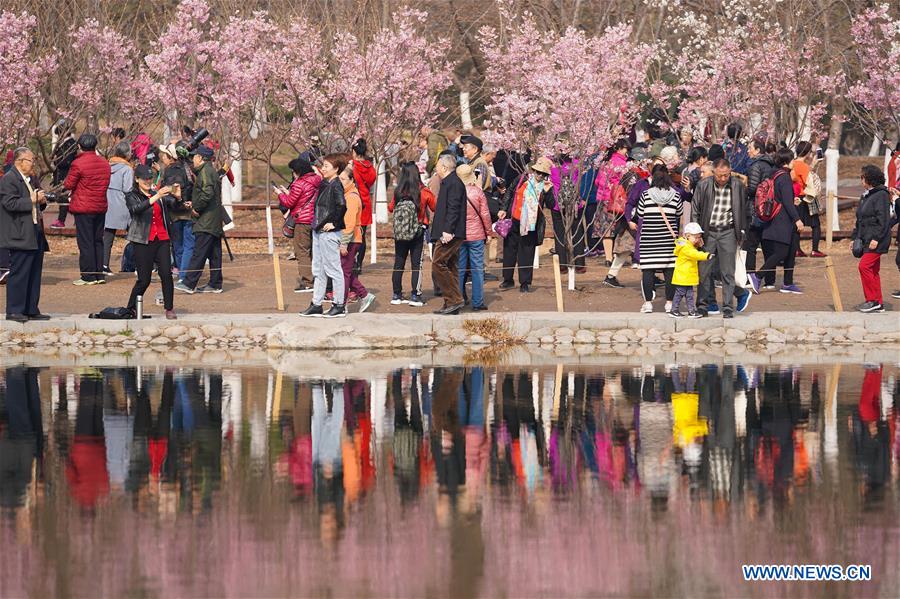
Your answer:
[0,358,898,598]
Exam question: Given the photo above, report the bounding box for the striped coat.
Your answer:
[636,187,683,270]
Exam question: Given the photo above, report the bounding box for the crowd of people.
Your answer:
[1,121,899,321]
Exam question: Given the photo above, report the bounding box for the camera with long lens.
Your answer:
[176,127,210,160]
[43,191,69,203]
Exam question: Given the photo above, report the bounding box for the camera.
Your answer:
[43,191,69,203]
[186,128,209,152]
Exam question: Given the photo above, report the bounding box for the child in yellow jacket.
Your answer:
[670,222,711,318]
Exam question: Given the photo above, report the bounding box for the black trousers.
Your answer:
[502,221,538,286]
[7,245,44,316]
[74,213,105,282]
[641,267,675,301]
[0,248,9,271]
[354,225,367,274]
[799,203,821,251]
[103,228,118,270]
[128,239,174,311]
[760,238,795,286]
[742,226,762,273]
[551,208,585,268]
[392,234,424,296]
[182,232,223,290]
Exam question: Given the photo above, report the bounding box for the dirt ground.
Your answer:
[6,233,898,317]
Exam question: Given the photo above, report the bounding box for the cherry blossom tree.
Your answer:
[0,11,57,148]
[480,5,654,287]
[847,4,900,144]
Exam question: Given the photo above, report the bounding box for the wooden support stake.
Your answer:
[272,370,283,417]
[273,252,285,311]
[825,191,835,249]
[824,255,843,312]
[552,254,564,312]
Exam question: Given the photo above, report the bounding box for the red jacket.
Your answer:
[353,159,377,226]
[279,172,322,225]
[64,151,111,214]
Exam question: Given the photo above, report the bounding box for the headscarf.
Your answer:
[520,175,542,236]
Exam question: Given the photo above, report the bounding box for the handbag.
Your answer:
[851,237,864,258]
[282,214,295,238]
[493,218,512,238]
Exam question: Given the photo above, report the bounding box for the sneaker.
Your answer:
[102,266,113,275]
[779,284,803,294]
[165,310,177,320]
[795,249,807,258]
[810,250,827,258]
[668,310,684,319]
[631,263,639,269]
[324,304,346,318]
[359,294,376,313]
[91,278,106,285]
[294,284,314,293]
[73,278,92,286]
[695,309,708,318]
[858,301,885,313]
[763,284,776,291]
[747,273,761,294]
[287,252,296,261]
[892,290,900,300]
[408,294,425,307]
[688,311,702,319]
[174,282,195,294]
[520,283,532,293]
[300,303,323,317]
[664,301,672,312]
[347,292,359,304]
[197,285,223,294]
[49,220,66,229]
[155,291,164,306]
[736,291,751,313]
[707,302,720,315]
[723,307,734,319]
[391,294,408,305]
[603,275,624,289]
[640,302,653,313]
[0,270,7,285]
[499,281,515,290]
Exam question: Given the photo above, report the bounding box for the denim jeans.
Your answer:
[459,239,486,307]
[172,220,195,277]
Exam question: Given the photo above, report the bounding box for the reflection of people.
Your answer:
[67,372,110,509]
[392,370,424,504]
[0,367,43,510]
[312,381,345,546]
[851,365,889,505]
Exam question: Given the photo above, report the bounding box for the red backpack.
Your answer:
[755,170,786,222]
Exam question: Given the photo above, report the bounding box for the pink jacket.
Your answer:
[279,172,321,225]
[595,151,628,205]
[464,185,492,241]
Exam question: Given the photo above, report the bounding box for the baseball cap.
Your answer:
[684,222,704,235]
[190,145,214,159]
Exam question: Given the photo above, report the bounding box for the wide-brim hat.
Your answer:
[531,157,553,175]
[456,164,477,186]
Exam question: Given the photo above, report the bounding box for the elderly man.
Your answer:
[175,145,224,294]
[691,159,752,318]
[460,134,491,193]
[430,154,467,314]
[0,148,50,322]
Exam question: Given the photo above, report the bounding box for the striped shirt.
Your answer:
[636,188,683,270]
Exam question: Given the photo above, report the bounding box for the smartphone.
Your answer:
[816,148,823,159]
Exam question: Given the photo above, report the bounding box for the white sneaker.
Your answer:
[359,294,376,313]
[664,301,672,312]
[640,302,653,313]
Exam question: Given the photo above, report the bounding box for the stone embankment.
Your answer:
[0,312,896,353]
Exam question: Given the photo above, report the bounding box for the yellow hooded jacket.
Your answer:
[672,237,711,286]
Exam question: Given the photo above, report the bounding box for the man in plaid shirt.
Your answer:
[691,159,752,318]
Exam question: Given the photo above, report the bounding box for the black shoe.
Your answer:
[6,313,28,323]
[300,303,324,317]
[433,290,443,297]
[499,281,515,290]
[605,260,612,267]
[0,270,8,285]
[435,303,463,315]
[722,308,734,319]
[695,309,708,318]
[472,305,488,311]
[484,272,499,281]
[603,275,624,289]
[892,290,900,300]
[520,284,532,293]
[324,304,346,318]
[653,276,665,287]
[26,313,50,320]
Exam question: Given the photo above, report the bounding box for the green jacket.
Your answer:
[191,161,223,237]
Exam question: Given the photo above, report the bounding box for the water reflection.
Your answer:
[1,361,898,596]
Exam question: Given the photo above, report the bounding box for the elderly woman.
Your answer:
[457,163,493,310]
[103,141,133,275]
[852,165,892,313]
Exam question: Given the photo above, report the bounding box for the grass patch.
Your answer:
[462,317,521,344]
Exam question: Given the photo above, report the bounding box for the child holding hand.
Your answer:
[670,222,711,318]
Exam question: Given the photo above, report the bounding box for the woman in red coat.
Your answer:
[351,139,377,273]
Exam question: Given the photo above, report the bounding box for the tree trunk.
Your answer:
[459,90,473,130]
[868,137,882,157]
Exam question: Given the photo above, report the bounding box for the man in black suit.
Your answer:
[430,154,467,314]
[0,148,50,322]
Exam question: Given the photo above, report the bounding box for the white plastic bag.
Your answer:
[735,249,748,289]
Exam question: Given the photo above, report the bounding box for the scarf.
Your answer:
[520,175,541,236]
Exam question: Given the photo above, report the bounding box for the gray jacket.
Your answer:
[0,168,48,252]
[692,175,748,241]
[105,160,133,230]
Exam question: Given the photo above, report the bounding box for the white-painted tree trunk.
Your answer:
[824,148,840,231]
[163,109,177,143]
[373,160,388,264]
[459,91,473,130]
[229,141,242,203]
[797,103,812,142]
[567,267,575,291]
[885,148,892,178]
[868,136,881,157]
[222,142,239,234]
